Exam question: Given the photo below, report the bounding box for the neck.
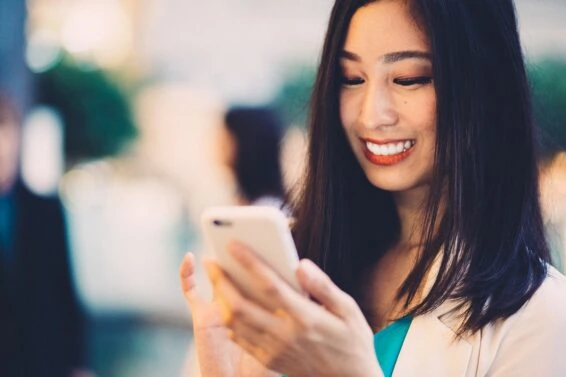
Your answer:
[392,184,441,251]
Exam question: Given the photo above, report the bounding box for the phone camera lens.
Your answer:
[213,219,232,226]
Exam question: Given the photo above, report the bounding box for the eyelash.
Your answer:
[393,77,433,86]
[341,76,365,86]
[340,75,433,87]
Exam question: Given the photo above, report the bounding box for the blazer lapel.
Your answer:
[393,303,473,377]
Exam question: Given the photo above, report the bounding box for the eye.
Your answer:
[393,76,433,86]
[341,75,365,87]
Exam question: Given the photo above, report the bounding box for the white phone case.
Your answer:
[201,206,302,296]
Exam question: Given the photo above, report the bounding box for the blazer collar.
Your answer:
[393,254,473,377]
[393,307,472,377]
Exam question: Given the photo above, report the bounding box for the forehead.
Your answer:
[344,0,429,60]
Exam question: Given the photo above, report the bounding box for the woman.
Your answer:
[180,0,566,376]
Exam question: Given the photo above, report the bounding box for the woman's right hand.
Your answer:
[180,252,278,377]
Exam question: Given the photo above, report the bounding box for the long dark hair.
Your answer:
[225,106,286,203]
[292,0,550,334]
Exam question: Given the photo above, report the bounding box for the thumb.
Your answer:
[179,252,207,309]
[296,259,356,318]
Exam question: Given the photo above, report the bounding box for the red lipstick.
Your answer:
[361,139,415,166]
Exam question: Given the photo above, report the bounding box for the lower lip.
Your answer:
[362,143,415,166]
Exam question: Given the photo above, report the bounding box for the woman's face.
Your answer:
[215,124,237,169]
[339,0,436,194]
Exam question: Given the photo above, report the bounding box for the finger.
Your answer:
[226,245,346,342]
[227,313,287,372]
[179,252,206,308]
[296,258,357,319]
[227,241,342,334]
[204,258,281,333]
[227,241,310,313]
[179,252,196,295]
[204,258,263,326]
[203,259,235,324]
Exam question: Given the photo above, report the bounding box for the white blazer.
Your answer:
[393,266,566,377]
[183,267,566,377]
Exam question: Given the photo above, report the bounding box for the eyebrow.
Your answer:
[340,50,432,64]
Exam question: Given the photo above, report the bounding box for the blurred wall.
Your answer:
[140,0,331,104]
[137,0,566,106]
[516,0,566,58]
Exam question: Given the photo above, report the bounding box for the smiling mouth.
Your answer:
[362,139,416,166]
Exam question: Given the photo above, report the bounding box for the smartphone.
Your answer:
[201,205,302,298]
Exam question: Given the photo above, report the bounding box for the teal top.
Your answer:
[374,316,412,377]
[282,316,411,377]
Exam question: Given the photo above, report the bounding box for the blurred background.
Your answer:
[0,0,565,376]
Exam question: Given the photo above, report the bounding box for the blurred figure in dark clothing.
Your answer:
[219,106,286,207]
[0,92,90,377]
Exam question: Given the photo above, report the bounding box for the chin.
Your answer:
[367,178,411,192]
[362,168,421,193]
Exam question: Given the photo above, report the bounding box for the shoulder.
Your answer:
[465,265,566,349]
[541,265,566,295]
[515,265,566,327]
[473,266,566,375]
[484,265,566,349]
[401,270,566,375]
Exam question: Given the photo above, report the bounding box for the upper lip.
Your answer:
[361,137,414,145]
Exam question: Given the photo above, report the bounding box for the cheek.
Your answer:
[215,128,236,166]
[339,93,356,133]
[408,91,436,134]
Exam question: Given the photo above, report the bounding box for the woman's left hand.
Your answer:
[204,241,383,377]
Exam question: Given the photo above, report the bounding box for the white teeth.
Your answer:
[366,140,415,156]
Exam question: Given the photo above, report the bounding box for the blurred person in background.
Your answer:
[540,151,566,272]
[218,106,287,209]
[0,92,90,377]
[533,59,566,274]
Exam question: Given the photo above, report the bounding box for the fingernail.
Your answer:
[299,259,317,283]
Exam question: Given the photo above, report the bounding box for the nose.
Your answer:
[358,84,398,130]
